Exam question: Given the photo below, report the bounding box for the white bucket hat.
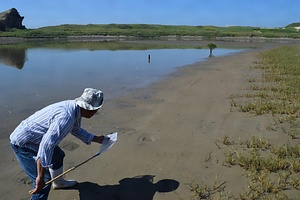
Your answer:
[75,88,104,110]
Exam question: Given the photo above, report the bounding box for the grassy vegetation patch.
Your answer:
[0,24,300,39]
[191,136,299,199]
[222,137,300,199]
[231,45,300,130]
[191,46,300,199]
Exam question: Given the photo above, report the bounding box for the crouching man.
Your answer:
[10,88,106,200]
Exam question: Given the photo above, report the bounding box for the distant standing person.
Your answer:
[10,88,106,200]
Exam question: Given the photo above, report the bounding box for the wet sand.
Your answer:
[1,40,298,199]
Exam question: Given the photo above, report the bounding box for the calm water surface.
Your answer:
[0,41,243,138]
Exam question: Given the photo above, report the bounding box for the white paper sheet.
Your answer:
[95,132,118,156]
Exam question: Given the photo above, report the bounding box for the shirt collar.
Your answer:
[75,102,82,120]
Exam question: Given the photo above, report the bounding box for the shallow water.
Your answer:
[0,41,243,138]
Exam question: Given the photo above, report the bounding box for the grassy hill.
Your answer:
[0,24,300,39]
[286,22,300,28]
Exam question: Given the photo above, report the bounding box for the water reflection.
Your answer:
[0,46,26,69]
[0,41,192,69]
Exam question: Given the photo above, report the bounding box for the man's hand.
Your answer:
[92,135,105,144]
[29,158,46,195]
[29,175,45,194]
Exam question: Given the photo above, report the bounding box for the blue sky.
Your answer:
[1,0,299,29]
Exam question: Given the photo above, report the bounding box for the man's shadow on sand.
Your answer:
[70,175,179,200]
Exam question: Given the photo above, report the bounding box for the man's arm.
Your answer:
[29,158,46,194]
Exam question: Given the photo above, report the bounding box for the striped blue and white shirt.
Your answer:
[10,100,94,168]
